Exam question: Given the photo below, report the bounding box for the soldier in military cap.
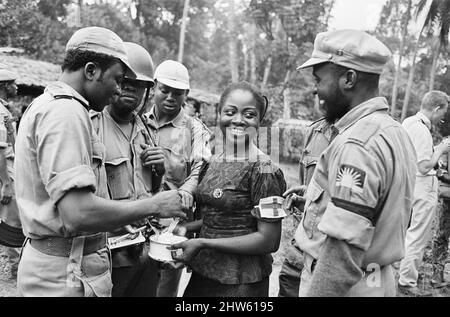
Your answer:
[295,29,417,296]
[278,101,338,297]
[0,66,24,279]
[14,27,185,297]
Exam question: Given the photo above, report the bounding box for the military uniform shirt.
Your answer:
[402,112,436,176]
[14,82,109,239]
[295,97,417,268]
[0,99,15,179]
[144,108,211,194]
[91,108,155,201]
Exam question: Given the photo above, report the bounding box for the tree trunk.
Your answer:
[261,55,273,91]
[401,38,421,122]
[391,0,412,119]
[282,70,292,120]
[229,35,239,82]
[243,42,249,81]
[76,0,83,27]
[429,38,442,91]
[178,0,190,63]
[250,24,257,85]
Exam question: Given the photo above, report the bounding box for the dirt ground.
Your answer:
[1,161,449,297]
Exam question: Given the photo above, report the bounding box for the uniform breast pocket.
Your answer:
[105,158,132,200]
[302,179,324,239]
[163,145,188,187]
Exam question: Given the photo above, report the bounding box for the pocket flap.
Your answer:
[105,157,129,166]
[305,179,324,202]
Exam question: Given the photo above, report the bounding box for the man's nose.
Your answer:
[312,87,318,95]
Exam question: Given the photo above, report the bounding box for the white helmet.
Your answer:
[154,60,190,90]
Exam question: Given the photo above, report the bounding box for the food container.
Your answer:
[148,233,187,262]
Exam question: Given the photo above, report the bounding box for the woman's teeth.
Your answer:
[230,128,246,136]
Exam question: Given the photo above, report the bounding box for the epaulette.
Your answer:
[346,119,380,145]
[309,117,326,128]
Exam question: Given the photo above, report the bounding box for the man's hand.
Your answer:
[140,144,165,176]
[152,190,187,219]
[178,189,194,210]
[283,185,307,211]
[437,139,450,155]
[1,181,13,205]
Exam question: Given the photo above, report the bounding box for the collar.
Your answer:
[334,97,389,133]
[45,81,90,109]
[416,111,432,130]
[104,107,148,137]
[146,106,187,129]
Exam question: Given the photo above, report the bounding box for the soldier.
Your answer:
[278,112,337,297]
[295,29,417,296]
[0,66,24,279]
[398,91,450,295]
[14,27,185,297]
[143,60,211,297]
[90,42,163,297]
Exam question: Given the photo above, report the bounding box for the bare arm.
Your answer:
[418,143,449,175]
[172,220,281,263]
[57,188,186,234]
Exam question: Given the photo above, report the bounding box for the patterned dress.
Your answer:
[184,153,287,297]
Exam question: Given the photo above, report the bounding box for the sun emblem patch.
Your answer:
[336,165,366,194]
[213,188,224,199]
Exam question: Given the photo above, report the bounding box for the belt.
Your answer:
[30,233,107,257]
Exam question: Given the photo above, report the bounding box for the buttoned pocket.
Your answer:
[302,179,324,239]
[105,158,132,200]
[163,145,188,188]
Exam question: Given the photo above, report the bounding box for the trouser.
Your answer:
[156,267,183,297]
[18,239,112,297]
[6,247,20,278]
[112,248,159,297]
[298,253,396,297]
[430,198,450,282]
[399,175,438,287]
[278,259,302,297]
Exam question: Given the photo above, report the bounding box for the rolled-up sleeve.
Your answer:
[318,142,384,251]
[404,122,432,164]
[36,101,97,204]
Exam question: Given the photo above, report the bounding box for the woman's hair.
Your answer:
[62,49,120,73]
[219,81,268,122]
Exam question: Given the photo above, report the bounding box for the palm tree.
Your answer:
[401,0,434,122]
[417,0,450,91]
[391,0,413,118]
[178,0,190,63]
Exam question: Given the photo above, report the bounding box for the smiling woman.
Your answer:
[170,81,287,297]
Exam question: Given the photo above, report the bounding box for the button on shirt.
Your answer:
[14,82,109,239]
[402,112,436,176]
[295,97,417,268]
[91,108,155,201]
[144,108,211,194]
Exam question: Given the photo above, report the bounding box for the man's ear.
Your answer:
[341,70,357,90]
[185,89,190,97]
[84,62,98,81]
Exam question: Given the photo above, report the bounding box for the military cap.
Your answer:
[0,65,17,82]
[66,26,136,78]
[297,29,391,74]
